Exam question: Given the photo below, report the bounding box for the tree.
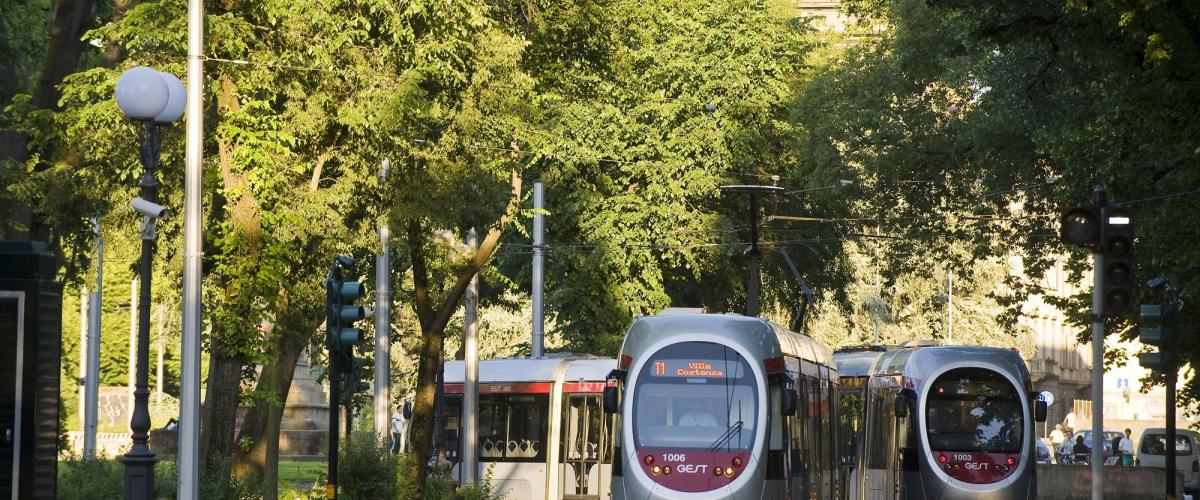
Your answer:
[789,0,1200,402]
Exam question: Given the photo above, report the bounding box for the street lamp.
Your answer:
[114,65,185,500]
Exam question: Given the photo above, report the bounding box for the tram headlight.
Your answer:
[643,455,654,466]
[732,456,743,468]
[652,466,661,475]
[937,454,947,464]
[715,467,724,476]
[662,466,671,475]
[725,467,734,476]
[1006,457,1016,466]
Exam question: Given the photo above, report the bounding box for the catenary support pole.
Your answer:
[373,159,391,440]
[84,221,102,459]
[178,0,205,493]
[1090,186,1106,500]
[745,193,760,317]
[80,287,88,434]
[463,228,479,487]
[532,182,544,358]
[947,270,953,343]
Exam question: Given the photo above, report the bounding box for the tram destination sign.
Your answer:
[650,359,743,379]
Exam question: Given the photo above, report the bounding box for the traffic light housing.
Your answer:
[1100,207,1134,316]
[1137,299,1176,369]
[1060,204,1101,250]
[326,258,366,351]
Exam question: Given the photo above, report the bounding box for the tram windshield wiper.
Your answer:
[707,420,744,452]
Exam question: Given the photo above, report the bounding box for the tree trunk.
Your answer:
[201,346,244,476]
[409,170,523,494]
[0,0,97,241]
[232,319,308,500]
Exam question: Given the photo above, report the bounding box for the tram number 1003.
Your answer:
[662,453,687,462]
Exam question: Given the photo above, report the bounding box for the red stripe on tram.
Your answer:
[441,382,555,394]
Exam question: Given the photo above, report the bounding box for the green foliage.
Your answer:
[324,433,497,500]
[57,457,248,499]
[789,0,1200,399]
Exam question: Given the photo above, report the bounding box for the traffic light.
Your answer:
[1060,204,1101,250]
[326,258,366,351]
[340,357,371,405]
[1100,207,1134,316]
[1137,299,1176,369]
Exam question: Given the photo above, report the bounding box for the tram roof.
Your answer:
[620,313,834,367]
[442,355,614,384]
[832,349,885,378]
[870,345,1030,381]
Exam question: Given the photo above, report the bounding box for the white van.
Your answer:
[1137,428,1200,494]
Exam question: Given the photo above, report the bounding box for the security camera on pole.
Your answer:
[114,65,185,500]
[1059,186,1136,500]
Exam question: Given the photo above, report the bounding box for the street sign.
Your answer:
[1039,391,1055,407]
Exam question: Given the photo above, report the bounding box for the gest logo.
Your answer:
[674,464,709,474]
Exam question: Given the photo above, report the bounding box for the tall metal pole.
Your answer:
[129,277,138,418]
[327,350,341,500]
[373,159,391,440]
[80,286,88,435]
[84,219,103,459]
[532,182,544,358]
[155,308,163,409]
[1167,365,1177,499]
[745,193,760,317]
[1165,284,1180,500]
[1090,186,1107,500]
[947,270,953,344]
[178,0,205,493]
[463,228,479,487]
[122,122,162,499]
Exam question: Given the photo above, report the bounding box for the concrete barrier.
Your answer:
[1037,464,1185,499]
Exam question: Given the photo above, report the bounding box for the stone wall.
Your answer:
[1037,464,1184,499]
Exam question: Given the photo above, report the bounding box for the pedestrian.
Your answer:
[1064,411,1077,435]
[1050,424,1066,447]
[391,402,407,454]
[1072,435,1090,464]
[1119,428,1135,466]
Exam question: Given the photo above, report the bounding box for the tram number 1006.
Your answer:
[662,453,687,462]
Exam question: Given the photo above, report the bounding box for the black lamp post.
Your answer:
[115,65,185,500]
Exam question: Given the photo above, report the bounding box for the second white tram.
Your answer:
[850,345,1044,500]
[606,312,840,500]
[441,355,616,499]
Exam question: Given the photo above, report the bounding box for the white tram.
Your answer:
[605,312,840,500]
[849,345,1045,500]
[441,355,617,500]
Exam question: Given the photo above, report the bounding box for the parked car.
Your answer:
[1056,430,1124,463]
[1137,428,1200,494]
[1036,437,1056,464]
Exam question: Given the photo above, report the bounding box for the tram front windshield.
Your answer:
[925,368,1023,453]
[632,341,758,451]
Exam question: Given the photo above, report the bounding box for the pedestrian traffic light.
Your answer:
[1060,204,1101,250]
[1100,207,1134,316]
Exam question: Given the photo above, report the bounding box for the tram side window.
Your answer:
[473,394,549,462]
[865,387,893,470]
[443,396,463,461]
[563,396,608,463]
[838,386,865,466]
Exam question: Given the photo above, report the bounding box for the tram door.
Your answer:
[863,385,899,500]
[559,394,610,500]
